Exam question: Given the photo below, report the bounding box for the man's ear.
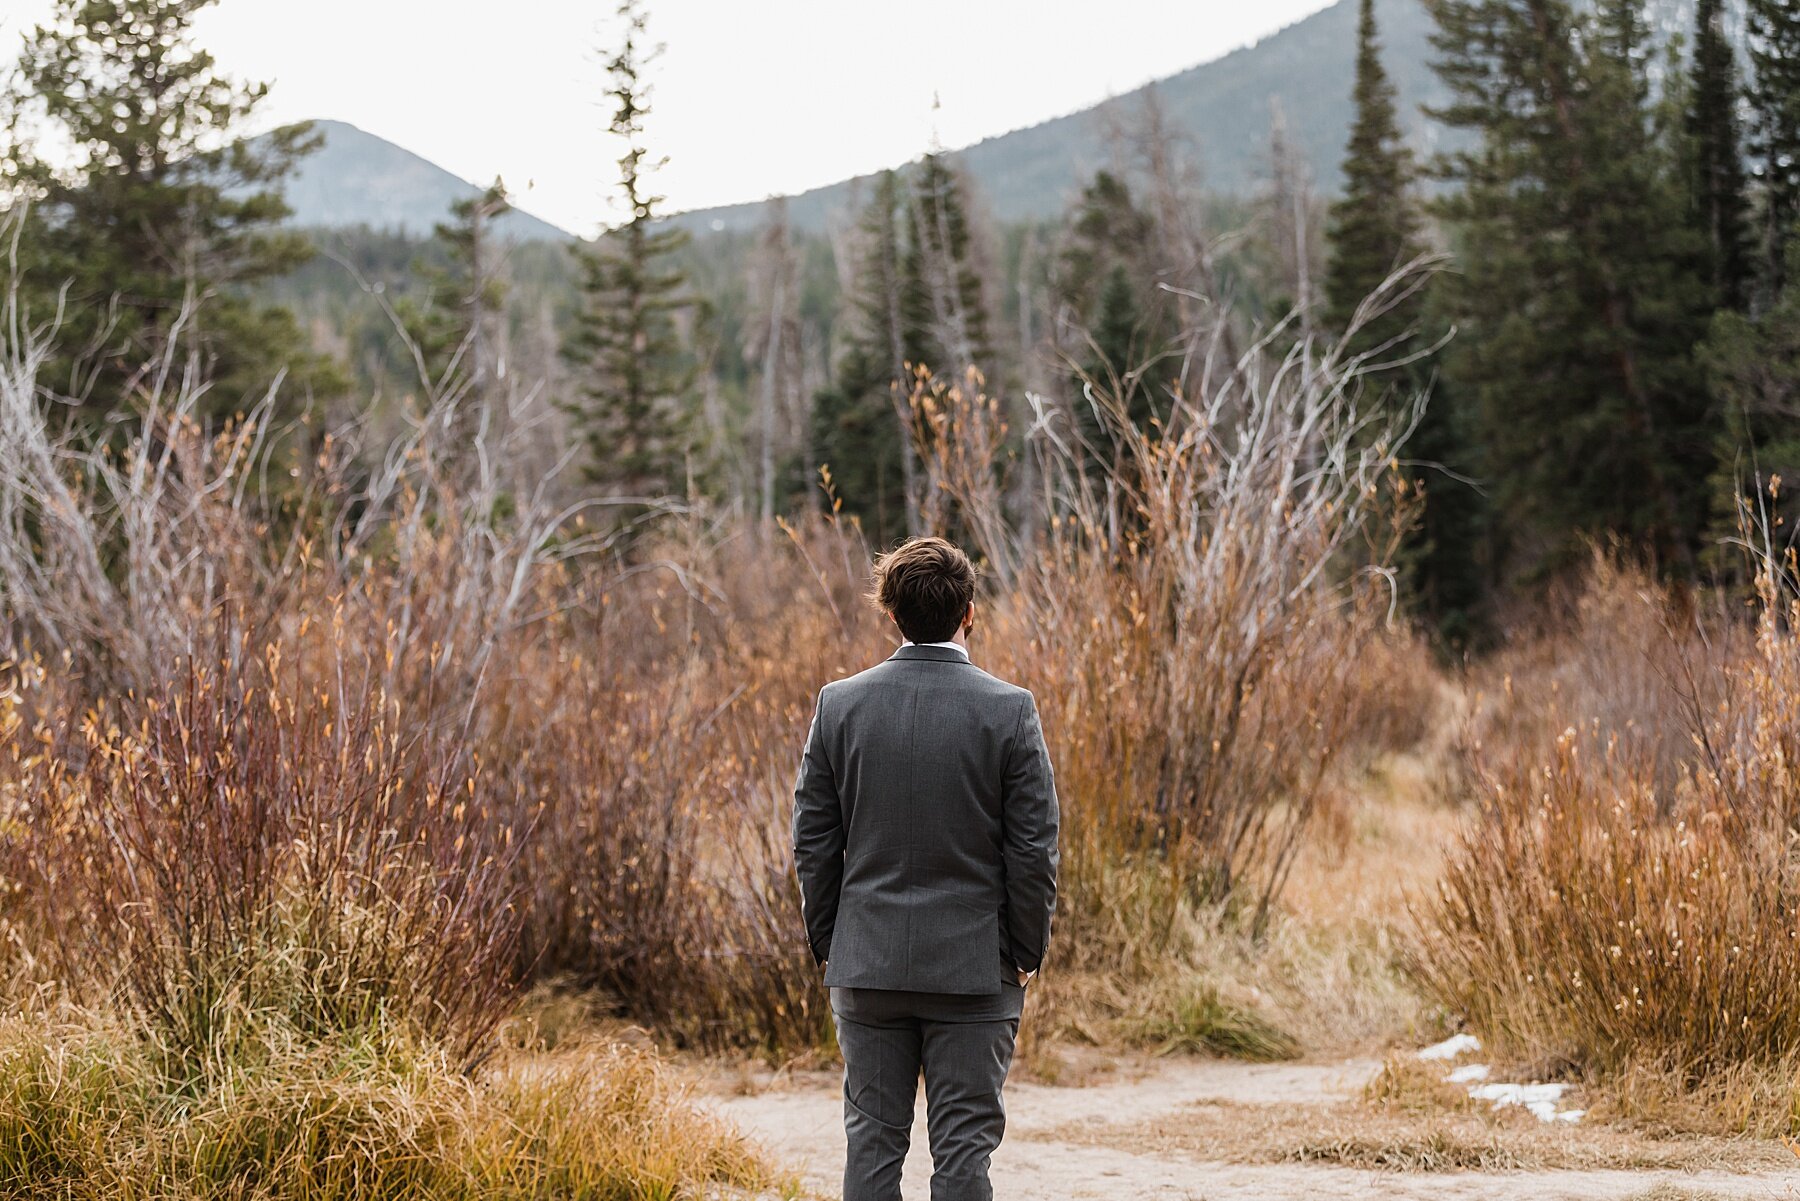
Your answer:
[964,601,976,633]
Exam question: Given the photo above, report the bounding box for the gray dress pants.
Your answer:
[830,984,1024,1201]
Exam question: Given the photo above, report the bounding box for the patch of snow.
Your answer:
[1469,1080,1565,1107]
[1418,1033,1481,1061]
[1468,1080,1583,1124]
[1415,1036,1584,1123]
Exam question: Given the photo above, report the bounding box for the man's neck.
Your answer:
[903,634,969,655]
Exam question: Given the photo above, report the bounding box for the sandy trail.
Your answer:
[698,1056,1800,1200]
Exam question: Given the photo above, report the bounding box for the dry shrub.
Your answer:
[1363,1051,1478,1115]
[1340,619,1449,767]
[1587,1054,1800,1139]
[0,1003,775,1200]
[493,520,883,1054]
[4,644,522,1071]
[1419,736,1800,1078]
[868,276,1445,1060]
[914,301,1429,989]
[1461,554,1742,796]
[1417,555,1800,1128]
[0,250,802,1201]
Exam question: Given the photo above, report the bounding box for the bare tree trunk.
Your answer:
[747,199,803,522]
[1014,228,1044,548]
[1133,88,1243,428]
[881,234,922,536]
[909,165,978,381]
[1265,98,1318,339]
[757,274,784,523]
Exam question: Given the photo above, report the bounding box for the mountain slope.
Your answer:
[674,0,1741,234]
[264,0,1740,240]
[677,0,1442,233]
[267,120,572,242]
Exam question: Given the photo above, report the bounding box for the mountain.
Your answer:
[676,0,1440,233]
[265,120,572,242]
[673,0,1743,234]
[263,0,1742,241]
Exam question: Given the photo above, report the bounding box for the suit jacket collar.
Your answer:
[889,644,973,664]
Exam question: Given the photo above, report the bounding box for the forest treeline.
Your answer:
[4,0,1799,644]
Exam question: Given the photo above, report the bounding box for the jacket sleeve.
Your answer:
[791,686,844,966]
[1001,690,1060,973]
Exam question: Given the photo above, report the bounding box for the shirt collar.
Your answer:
[901,639,969,660]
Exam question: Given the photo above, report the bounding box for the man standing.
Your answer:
[792,536,1060,1201]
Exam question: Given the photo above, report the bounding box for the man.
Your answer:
[792,535,1060,1201]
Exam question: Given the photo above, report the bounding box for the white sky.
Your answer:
[0,0,1335,235]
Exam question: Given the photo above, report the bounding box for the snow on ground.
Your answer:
[1418,1033,1482,1061]
[1416,1034,1585,1123]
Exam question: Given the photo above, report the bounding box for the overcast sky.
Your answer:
[0,0,1335,234]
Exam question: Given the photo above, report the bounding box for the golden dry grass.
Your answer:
[1581,1056,1800,1140]
[0,1003,784,1201]
[1025,1095,1788,1174]
[1013,741,1464,1075]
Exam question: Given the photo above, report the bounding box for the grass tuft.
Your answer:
[1363,1051,1478,1115]
[0,1004,779,1200]
[1134,984,1300,1062]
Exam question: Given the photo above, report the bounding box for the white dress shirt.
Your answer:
[901,638,970,659]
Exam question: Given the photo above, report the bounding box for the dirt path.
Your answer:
[697,1056,1800,1200]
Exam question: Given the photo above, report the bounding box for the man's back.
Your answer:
[792,536,1059,1201]
[794,644,1058,996]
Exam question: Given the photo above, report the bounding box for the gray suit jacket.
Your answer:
[792,644,1059,995]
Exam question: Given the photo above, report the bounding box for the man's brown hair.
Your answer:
[871,536,977,644]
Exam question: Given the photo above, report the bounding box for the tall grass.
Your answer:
[0,1003,774,1200]
[1417,553,1800,1128]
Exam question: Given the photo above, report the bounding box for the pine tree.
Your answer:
[811,173,916,544]
[1326,0,1483,639]
[563,0,693,499]
[1427,0,1715,580]
[1688,0,1753,310]
[1325,0,1424,349]
[810,154,1001,542]
[1405,367,1490,647]
[1702,240,1800,557]
[5,0,327,420]
[1054,171,1170,467]
[1072,264,1154,464]
[1746,0,1800,289]
[1058,171,1157,313]
[397,179,511,409]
